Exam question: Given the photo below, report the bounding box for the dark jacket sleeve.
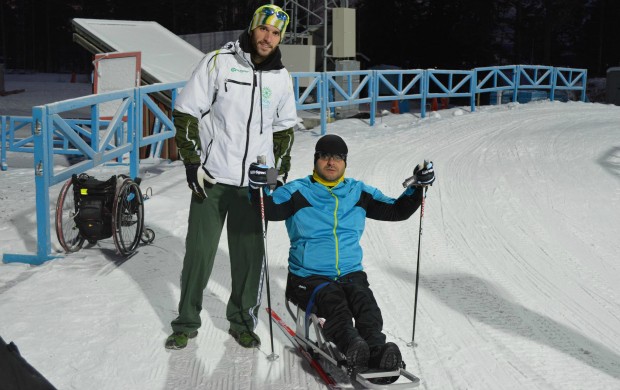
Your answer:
[360,188,423,221]
[173,109,201,165]
[249,186,309,221]
[273,127,295,178]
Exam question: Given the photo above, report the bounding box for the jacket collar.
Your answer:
[312,171,345,188]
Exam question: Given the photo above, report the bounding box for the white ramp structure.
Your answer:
[72,18,204,85]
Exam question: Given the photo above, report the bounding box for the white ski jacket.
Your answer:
[175,36,297,187]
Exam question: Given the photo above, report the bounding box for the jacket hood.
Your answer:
[238,31,285,71]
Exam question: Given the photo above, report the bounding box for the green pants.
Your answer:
[171,183,264,334]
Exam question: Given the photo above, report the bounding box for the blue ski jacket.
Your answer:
[254,175,423,279]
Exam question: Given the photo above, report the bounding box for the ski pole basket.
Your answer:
[55,173,155,257]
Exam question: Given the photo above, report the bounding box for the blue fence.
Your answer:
[1,116,34,170]
[1,65,586,264]
[291,64,586,133]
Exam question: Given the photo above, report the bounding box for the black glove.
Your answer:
[185,163,216,199]
[249,162,278,189]
[414,160,435,186]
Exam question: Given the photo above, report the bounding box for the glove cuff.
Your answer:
[198,166,217,185]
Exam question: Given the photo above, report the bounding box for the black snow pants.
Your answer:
[286,271,386,353]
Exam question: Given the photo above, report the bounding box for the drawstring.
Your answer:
[259,71,264,134]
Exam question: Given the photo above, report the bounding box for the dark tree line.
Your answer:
[0,0,265,73]
[357,0,620,76]
[1,0,619,76]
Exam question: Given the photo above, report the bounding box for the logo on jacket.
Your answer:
[231,67,249,73]
[262,87,272,107]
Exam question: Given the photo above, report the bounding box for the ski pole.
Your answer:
[408,186,427,347]
[257,156,279,361]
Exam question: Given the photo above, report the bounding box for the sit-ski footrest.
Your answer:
[355,367,421,389]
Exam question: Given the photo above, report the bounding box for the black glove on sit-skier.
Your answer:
[248,162,278,190]
[414,161,435,186]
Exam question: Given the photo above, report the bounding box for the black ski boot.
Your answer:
[344,336,369,373]
[368,342,402,384]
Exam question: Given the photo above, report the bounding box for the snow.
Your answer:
[2,76,620,390]
[72,19,204,84]
[0,74,92,116]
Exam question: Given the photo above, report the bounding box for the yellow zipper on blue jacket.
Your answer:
[328,188,341,278]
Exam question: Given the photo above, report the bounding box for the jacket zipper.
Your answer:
[240,71,258,186]
[328,189,341,277]
[224,78,251,92]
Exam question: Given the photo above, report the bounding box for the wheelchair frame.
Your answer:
[55,173,155,257]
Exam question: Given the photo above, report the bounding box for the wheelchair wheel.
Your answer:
[112,178,144,256]
[55,178,85,252]
[141,227,155,244]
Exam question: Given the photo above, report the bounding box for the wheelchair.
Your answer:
[55,173,155,257]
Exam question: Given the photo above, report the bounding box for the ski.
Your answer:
[267,308,339,389]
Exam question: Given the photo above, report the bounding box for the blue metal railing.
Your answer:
[1,116,34,170]
[374,69,425,121]
[288,65,587,135]
[1,65,587,264]
[325,70,374,122]
[554,67,588,101]
[474,66,519,103]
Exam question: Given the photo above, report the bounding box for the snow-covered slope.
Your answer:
[1,88,620,389]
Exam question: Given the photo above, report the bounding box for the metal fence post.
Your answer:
[320,73,327,135]
[33,106,54,264]
[470,70,477,112]
[130,87,140,179]
[421,70,428,118]
[513,66,521,102]
[3,106,57,264]
[370,70,376,126]
[1,116,7,171]
[581,69,588,102]
[550,67,557,101]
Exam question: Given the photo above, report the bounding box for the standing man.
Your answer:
[166,4,297,350]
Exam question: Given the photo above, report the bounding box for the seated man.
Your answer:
[249,134,435,380]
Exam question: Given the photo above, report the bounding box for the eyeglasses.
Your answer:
[315,152,346,162]
[257,5,289,22]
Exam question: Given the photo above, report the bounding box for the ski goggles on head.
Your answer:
[250,5,290,37]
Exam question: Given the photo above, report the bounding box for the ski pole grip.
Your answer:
[403,175,417,188]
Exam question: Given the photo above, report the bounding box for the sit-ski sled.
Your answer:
[268,301,421,389]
